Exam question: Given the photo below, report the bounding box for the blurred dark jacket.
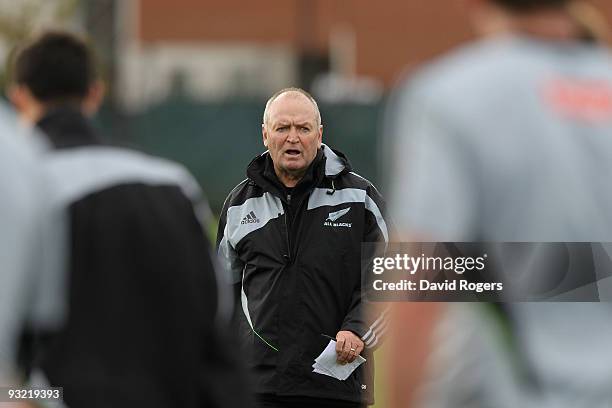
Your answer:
[19,106,251,408]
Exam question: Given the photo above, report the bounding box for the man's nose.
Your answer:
[287,126,299,142]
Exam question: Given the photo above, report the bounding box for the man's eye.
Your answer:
[300,127,310,132]
[277,126,288,131]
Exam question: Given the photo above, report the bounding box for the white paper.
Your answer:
[311,340,366,381]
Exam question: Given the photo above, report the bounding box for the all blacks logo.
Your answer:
[323,207,352,228]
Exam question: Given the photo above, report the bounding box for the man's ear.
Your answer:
[7,84,43,124]
[262,124,269,147]
[317,125,323,148]
[83,80,105,116]
[8,84,29,113]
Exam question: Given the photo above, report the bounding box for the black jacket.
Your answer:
[21,107,250,408]
[217,144,390,404]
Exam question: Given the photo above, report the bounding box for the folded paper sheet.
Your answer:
[312,340,366,381]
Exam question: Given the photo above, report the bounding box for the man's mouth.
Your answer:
[284,149,301,156]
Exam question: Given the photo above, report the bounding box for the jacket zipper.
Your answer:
[284,193,292,263]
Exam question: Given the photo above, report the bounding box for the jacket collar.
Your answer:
[36,106,103,149]
[246,143,351,195]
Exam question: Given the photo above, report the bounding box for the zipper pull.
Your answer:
[287,193,292,204]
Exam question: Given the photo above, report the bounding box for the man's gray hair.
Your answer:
[262,87,322,127]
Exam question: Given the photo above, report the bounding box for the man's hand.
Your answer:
[335,330,364,364]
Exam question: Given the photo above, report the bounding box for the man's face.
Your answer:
[263,92,322,182]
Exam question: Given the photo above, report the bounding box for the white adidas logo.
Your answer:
[323,207,352,228]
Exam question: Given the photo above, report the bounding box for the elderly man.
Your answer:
[217,88,390,407]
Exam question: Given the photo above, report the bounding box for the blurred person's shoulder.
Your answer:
[42,144,204,209]
[0,105,39,164]
[400,37,540,102]
[392,35,612,136]
[405,35,612,97]
[0,103,46,239]
[0,104,45,196]
[102,146,203,200]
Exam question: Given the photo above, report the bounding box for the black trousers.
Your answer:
[256,394,367,408]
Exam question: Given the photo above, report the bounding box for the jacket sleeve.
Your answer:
[216,192,246,316]
[341,183,393,350]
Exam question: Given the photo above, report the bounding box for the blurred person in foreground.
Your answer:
[0,104,48,408]
[385,0,612,407]
[7,30,250,408]
[217,87,391,407]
